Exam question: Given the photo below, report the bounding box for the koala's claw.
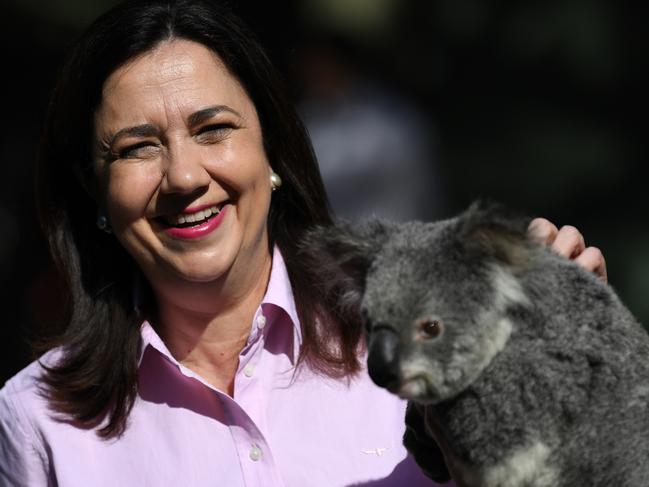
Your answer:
[403,403,451,483]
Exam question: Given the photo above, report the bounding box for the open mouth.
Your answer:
[158,201,229,228]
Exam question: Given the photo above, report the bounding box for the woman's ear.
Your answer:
[73,162,101,202]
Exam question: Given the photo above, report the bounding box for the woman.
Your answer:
[0,1,605,486]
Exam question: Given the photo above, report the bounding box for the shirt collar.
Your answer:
[262,246,302,350]
[137,245,302,367]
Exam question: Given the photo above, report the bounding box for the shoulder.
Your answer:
[0,351,61,485]
[1,348,61,403]
[0,348,63,435]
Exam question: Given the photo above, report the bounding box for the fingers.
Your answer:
[552,225,586,259]
[528,218,608,283]
[575,246,608,283]
[527,218,558,246]
[529,220,585,258]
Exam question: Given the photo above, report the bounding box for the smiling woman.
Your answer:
[0,0,607,486]
[95,40,272,285]
[0,0,439,486]
[93,40,278,394]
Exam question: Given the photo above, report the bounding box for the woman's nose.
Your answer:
[160,141,212,194]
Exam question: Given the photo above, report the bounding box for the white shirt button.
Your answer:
[243,364,255,377]
[249,445,262,461]
[256,314,267,329]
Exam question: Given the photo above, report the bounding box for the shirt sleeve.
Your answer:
[0,385,51,486]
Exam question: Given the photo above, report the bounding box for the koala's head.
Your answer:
[302,201,533,404]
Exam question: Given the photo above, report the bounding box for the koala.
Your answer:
[301,201,649,487]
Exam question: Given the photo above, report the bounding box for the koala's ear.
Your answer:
[299,219,391,307]
[456,199,532,270]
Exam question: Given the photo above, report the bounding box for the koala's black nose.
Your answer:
[367,327,401,389]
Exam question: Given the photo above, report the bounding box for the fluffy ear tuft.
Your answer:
[299,219,391,311]
[456,200,533,270]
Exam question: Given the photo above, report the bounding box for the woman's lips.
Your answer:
[162,203,230,240]
[165,204,220,226]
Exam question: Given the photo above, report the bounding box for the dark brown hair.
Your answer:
[37,0,363,438]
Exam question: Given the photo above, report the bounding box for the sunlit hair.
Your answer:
[37,0,363,438]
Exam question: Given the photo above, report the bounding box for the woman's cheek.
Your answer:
[105,165,161,225]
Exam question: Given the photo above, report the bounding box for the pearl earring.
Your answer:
[270,171,282,191]
[96,214,112,234]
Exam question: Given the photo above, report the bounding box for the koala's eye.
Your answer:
[417,319,443,340]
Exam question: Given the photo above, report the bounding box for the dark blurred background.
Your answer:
[1,0,647,383]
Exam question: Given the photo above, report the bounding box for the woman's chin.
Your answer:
[141,256,233,289]
[157,246,237,283]
[168,263,231,284]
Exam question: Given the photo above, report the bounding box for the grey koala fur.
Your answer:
[300,201,649,487]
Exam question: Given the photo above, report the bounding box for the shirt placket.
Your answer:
[224,403,284,487]
[225,308,284,487]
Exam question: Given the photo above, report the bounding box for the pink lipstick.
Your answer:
[163,203,229,240]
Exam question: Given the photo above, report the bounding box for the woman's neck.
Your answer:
[151,249,273,396]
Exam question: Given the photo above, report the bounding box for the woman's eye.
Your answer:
[195,124,233,141]
[117,142,159,159]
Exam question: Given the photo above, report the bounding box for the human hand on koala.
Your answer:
[528,218,607,282]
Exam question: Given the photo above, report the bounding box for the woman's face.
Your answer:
[93,39,273,291]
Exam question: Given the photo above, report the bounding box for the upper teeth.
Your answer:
[167,205,220,226]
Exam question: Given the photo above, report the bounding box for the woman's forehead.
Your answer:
[96,39,253,128]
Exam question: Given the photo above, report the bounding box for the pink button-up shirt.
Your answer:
[0,249,452,486]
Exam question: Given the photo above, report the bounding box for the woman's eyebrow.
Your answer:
[104,124,158,148]
[187,105,242,127]
[101,106,242,149]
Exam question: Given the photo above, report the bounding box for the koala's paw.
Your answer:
[403,402,451,483]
